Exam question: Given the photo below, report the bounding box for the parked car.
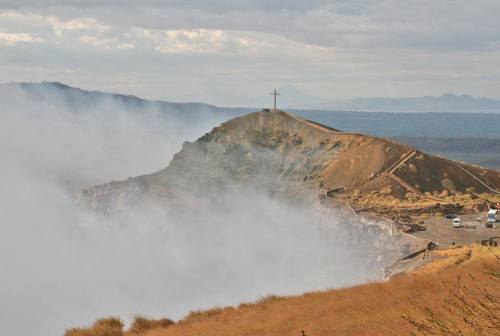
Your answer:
[445,213,458,219]
[452,217,462,228]
[486,209,497,228]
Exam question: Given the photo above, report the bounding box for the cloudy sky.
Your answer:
[1,0,500,104]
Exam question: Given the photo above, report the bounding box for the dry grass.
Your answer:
[129,316,174,334]
[183,308,224,323]
[349,192,447,217]
[65,317,124,336]
[156,246,499,336]
[65,316,175,336]
[401,247,500,335]
[255,294,286,305]
[68,246,499,336]
[349,191,499,218]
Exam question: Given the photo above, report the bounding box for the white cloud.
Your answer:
[135,28,255,54]
[0,11,110,37]
[79,35,134,50]
[0,32,44,45]
[132,28,326,55]
[49,17,110,36]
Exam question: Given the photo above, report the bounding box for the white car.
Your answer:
[487,209,497,228]
[453,217,461,228]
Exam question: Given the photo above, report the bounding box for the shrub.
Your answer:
[64,317,123,336]
[94,318,124,330]
[256,295,285,304]
[65,328,93,336]
[185,307,223,322]
[129,316,174,333]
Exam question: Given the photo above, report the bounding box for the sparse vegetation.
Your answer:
[64,316,175,336]
[129,316,174,333]
[256,294,286,304]
[66,246,500,336]
[184,307,224,322]
[348,190,500,219]
[65,317,124,336]
[403,266,500,335]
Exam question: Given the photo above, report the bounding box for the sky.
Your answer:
[1,0,500,104]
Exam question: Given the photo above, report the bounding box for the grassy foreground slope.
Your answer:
[67,246,499,336]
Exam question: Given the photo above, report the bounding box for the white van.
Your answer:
[487,209,497,228]
[453,217,461,228]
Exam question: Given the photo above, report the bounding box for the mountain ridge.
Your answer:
[78,110,500,214]
[7,81,219,107]
[5,81,500,112]
[289,91,500,112]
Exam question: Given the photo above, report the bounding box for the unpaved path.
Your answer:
[454,163,499,194]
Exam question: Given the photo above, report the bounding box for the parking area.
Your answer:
[411,211,498,247]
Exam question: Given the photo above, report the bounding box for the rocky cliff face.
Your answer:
[78,110,500,212]
[79,110,466,271]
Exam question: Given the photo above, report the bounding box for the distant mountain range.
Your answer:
[315,93,500,113]
[224,85,500,113]
[4,81,500,113]
[2,81,500,170]
[0,81,252,121]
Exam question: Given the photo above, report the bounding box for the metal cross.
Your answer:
[270,88,280,111]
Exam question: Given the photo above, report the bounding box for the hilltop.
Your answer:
[79,110,500,217]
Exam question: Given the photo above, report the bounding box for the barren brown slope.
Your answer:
[78,110,500,211]
[394,151,500,194]
[147,246,500,336]
[66,245,500,336]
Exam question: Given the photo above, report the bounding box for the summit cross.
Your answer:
[270,88,280,111]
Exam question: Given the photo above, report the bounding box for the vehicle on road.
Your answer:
[453,217,462,228]
[487,209,497,228]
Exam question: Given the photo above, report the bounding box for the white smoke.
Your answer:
[0,83,384,336]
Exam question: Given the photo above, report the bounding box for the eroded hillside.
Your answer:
[78,110,500,216]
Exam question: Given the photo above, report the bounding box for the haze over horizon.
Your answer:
[1,1,500,104]
[5,81,500,113]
